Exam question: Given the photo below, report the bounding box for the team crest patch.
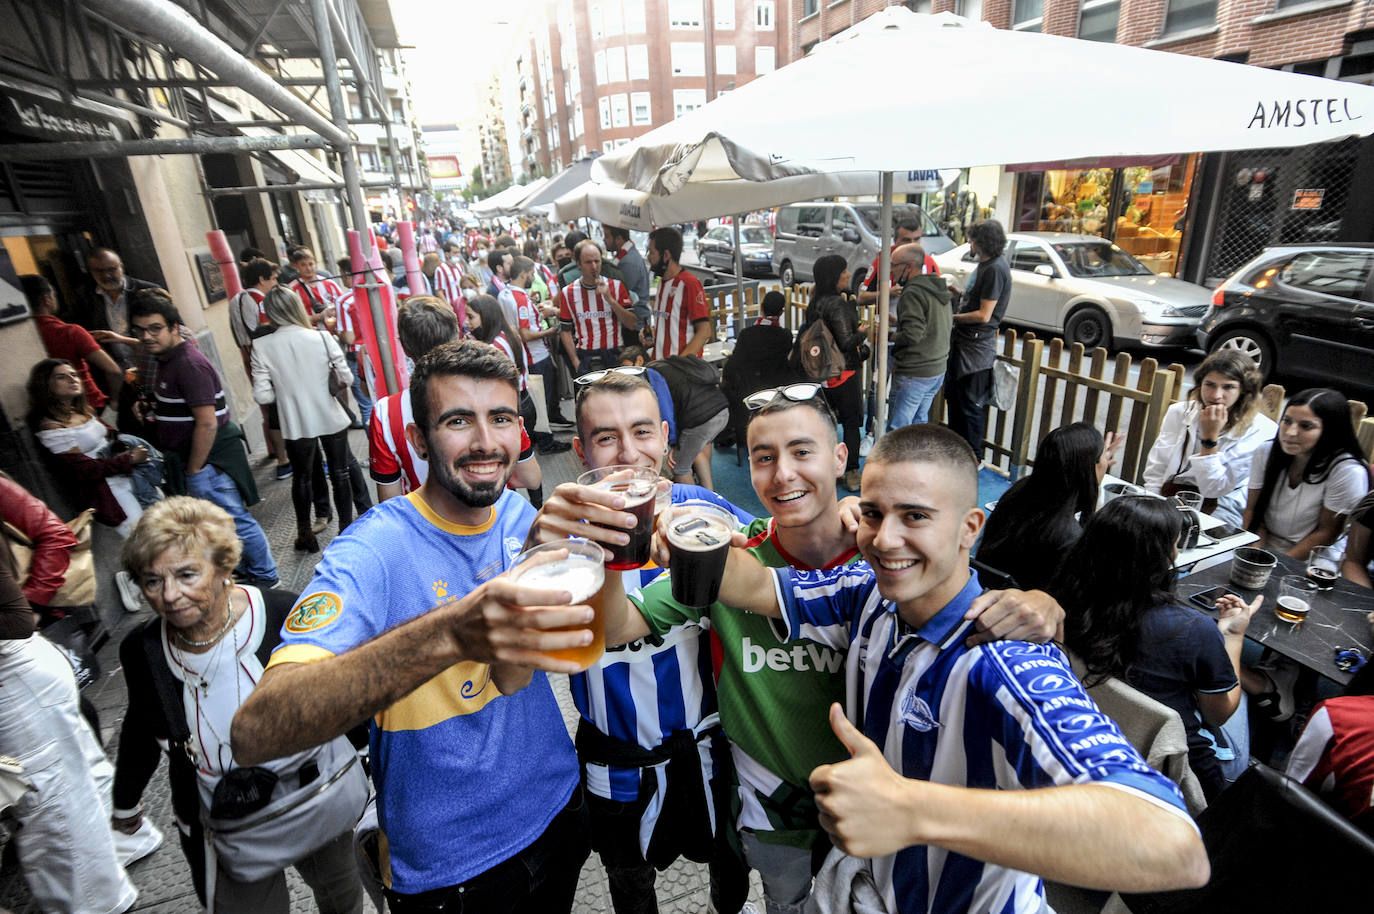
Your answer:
[900,688,940,732]
[285,592,343,634]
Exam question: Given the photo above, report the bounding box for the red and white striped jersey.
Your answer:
[651,271,709,361]
[290,276,346,314]
[369,389,533,494]
[431,263,465,313]
[489,334,529,392]
[334,289,362,353]
[515,289,551,364]
[559,278,631,352]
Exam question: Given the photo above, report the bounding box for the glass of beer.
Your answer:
[663,502,737,608]
[508,537,606,670]
[1275,575,1318,625]
[1306,546,1341,591]
[577,465,659,570]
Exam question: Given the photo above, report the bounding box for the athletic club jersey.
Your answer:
[1287,696,1374,834]
[776,566,1193,914]
[572,484,752,804]
[631,516,859,847]
[334,289,362,353]
[431,262,465,312]
[268,491,578,894]
[290,276,346,316]
[368,390,532,494]
[559,278,631,351]
[652,271,709,361]
[489,335,529,392]
[516,291,551,364]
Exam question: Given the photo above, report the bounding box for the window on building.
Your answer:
[957,0,982,19]
[905,0,932,12]
[1162,0,1216,34]
[802,0,818,16]
[358,146,379,170]
[606,46,627,82]
[671,42,706,76]
[594,50,608,85]
[569,62,580,96]
[347,93,363,119]
[627,45,650,80]
[674,89,706,117]
[615,138,631,148]
[611,94,630,127]
[605,0,623,34]
[716,45,737,75]
[1012,0,1042,30]
[577,144,587,159]
[390,100,405,124]
[716,1,735,29]
[1077,0,1119,41]
[669,0,703,28]
[755,45,775,73]
[603,140,615,153]
[756,1,774,29]
[631,91,652,125]
[590,3,603,38]
[624,0,646,31]
[599,97,612,129]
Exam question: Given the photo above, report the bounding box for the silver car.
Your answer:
[933,232,1211,350]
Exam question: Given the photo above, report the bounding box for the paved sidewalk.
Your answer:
[0,423,761,913]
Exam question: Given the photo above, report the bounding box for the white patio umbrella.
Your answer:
[470,178,548,218]
[592,7,1374,431]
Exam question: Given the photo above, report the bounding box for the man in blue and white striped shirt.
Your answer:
[642,423,1209,914]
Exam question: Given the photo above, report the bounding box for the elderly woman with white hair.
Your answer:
[250,286,355,552]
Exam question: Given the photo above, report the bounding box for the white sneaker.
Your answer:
[113,818,163,866]
[859,433,875,457]
[114,571,143,613]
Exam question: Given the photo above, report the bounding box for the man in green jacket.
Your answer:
[888,243,952,429]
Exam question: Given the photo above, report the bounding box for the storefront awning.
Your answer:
[208,97,344,187]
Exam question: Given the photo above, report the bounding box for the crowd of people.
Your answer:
[1,214,1372,914]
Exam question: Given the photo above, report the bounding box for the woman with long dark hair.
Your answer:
[1243,388,1369,557]
[1142,349,1275,525]
[798,254,869,491]
[1056,496,1257,799]
[977,422,1118,591]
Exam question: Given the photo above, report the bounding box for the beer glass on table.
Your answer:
[1172,491,1202,551]
[1306,546,1340,591]
[508,538,606,670]
[1275,575,1318,626]
[577,465,659,570]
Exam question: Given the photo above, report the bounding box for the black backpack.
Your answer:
[795,318,844,382]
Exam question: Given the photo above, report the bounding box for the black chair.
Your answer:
[1119,763,1374,914]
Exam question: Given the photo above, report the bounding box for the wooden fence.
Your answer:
[702,282,1374,480]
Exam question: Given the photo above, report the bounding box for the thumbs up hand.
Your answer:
[809,703,919,858]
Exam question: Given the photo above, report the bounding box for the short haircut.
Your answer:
[87,247,121,265]
[761,290,785,317]
[289,247,315,264]
[263,285,311,330]
[895,216,922,236]
[747,390,838,444]
[122,496,242,578]
[867,424,978,507]
[487,248,507,272]
[564,230,588,250]
[575,238,603,262]
[967,219,1007,260]
[522,240,541,259]
[409,338,518,432]
[19,274,52,308]
[574,370,659,440]
[128,288,181,327]
[648,226,684,263]
[494,234,517,250]
[892,243,926,266]
[239,246,266,262]
[397,296,460,360]
[239,257,277,288]
[603,224,629,246]
[511,256,534,280]
[336,257,353,276]
[618,344,649,364]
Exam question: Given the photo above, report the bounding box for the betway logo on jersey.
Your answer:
[742,637,843,673]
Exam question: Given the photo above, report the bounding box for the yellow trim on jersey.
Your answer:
[374,661,500,731]
[265,643,337,670]
[406,490,497,535]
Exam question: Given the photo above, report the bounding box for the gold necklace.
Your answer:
[176,590,237,648]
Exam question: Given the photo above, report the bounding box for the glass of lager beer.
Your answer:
[664,502,736,608]
[508,538,606,670]
[577,465,659,570]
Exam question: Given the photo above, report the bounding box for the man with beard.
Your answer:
[233,339,592,911]
[646,227,710,361]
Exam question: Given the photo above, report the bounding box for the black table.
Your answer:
[1181,551,1374,686]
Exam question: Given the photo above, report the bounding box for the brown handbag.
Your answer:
[3,509,97,607]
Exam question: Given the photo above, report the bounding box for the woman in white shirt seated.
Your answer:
[250,287,354,553]
[1142,350,1275,526]
[1244,388,1370,558]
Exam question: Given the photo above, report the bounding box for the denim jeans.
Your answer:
[346,351,372,427]
[888,373,945,429]
[185,464,278,584]
[112,433,164,507]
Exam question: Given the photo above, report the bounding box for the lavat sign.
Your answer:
[741,636,842,673]
[1247,98,1363,129]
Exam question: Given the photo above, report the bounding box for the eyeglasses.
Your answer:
[573,366,647,386]
[131,323,167,337]
[744,382,826,411]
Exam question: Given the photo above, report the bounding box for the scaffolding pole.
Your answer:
[0,134,328,162]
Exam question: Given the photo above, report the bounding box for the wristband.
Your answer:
[1199,437,1219,449]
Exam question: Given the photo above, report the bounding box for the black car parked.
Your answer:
[1197,243,1374,389]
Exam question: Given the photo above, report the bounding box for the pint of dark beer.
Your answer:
[665,502,736,608]
[577,465,660,570]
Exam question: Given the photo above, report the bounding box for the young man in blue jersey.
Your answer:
[578,388,1064,914]
[639,423,1209,913]
[232,339,597,912]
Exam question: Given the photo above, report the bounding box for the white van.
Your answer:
[771,201,955,287]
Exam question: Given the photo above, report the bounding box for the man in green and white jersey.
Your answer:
[602,383,1064,914]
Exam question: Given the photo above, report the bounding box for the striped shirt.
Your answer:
[489,334,529,392]
[776,566,1195,914]
[432,263,465,312]
[334,289,362,353]
[652,271,709,361]
[559,278,631,352]
[514,289,551,364]
[151,340,229,453]
[368,390,533,493]
[572,485,751,805]
[290,276,345,316]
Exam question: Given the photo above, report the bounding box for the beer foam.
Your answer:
[667,514,733,551]
[595,478,655,507]
[517,559,603,601]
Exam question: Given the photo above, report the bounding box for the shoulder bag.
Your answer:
[319,332,351,398]
[1159,421,1219,514]
[3,508,96,608]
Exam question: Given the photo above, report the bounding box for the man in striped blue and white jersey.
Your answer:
[666,423,1209,914]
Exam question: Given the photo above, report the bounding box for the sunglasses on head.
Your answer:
[573,365,647,386]
[743,382,826,411]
